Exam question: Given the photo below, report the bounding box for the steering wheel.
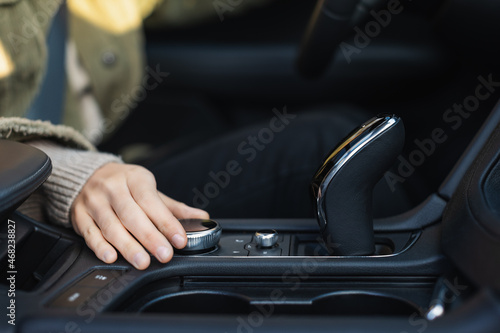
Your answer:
[297,0,385,78]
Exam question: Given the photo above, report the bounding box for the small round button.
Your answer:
[254,229,278,248]
[178,219,221,254]
[101,51,117,66]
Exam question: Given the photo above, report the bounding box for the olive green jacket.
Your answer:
[0,0,159,226]
[0,0,161,144]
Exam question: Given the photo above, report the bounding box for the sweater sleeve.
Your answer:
[20,140,123,227]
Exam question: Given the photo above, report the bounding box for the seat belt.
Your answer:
[25,2,67,124]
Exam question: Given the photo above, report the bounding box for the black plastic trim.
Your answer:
[0,140,52,220]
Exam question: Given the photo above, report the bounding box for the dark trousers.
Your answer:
[147,110,413,218]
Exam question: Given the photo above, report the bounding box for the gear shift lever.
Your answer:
[311,114,404,256]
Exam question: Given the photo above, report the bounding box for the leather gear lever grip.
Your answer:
[311,114,405,255]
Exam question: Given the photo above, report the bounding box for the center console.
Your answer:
[2,205,450,333]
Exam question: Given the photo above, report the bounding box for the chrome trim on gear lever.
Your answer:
[311,114,402,245]
[312,115,401,229]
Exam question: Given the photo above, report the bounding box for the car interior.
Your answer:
[2,0,500,332]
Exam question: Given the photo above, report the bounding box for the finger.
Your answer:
[72,202,117,264]
[159,192,210,220]
[111,190,176,262]
[125,177,189,250]
[87,199,151,270]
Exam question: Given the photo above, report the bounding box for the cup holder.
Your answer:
[308,292,420,316]
[140,291,252,314]
[138,290,420,317]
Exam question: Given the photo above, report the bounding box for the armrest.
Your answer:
[0,139,52,220]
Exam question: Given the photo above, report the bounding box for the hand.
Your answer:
[70,163,209,270]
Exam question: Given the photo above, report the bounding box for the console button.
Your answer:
[254,229,279,248]
[219,235,253,247]
[216,246,249,256]
[50,286,97,308]
[177,219,222,254]
[78,269,124,288]
[245,243,282,256]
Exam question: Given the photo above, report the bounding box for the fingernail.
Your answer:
[102,250,114,263]
[194,208,210,218]
[172,234,186,249]
[133,252,148,269]
[156,246,170,262]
